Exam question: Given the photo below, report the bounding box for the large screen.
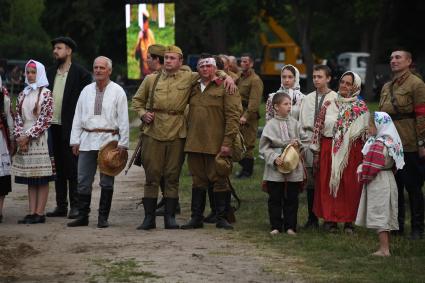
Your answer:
[125,2,175,79]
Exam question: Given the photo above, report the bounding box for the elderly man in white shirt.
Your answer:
[67,56,129,228]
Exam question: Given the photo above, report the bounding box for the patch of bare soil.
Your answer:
[0,154,298,283]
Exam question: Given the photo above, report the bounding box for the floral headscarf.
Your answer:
[329,71,369,196]
[362,111,404,170]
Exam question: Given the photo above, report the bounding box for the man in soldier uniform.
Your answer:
[236,53,264,178]
[146,44,165,73]
[132,46,236,230]
[181,55,242,230]
[379,48,425,240]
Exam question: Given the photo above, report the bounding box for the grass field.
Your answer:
[127,97,425,282]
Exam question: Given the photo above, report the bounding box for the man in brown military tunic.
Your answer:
[379,49,425,240]
[132,46,236,230]
[236,53,264,178]
[181,55,242,230]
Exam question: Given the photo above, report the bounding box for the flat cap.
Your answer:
[51,36,77,51]
[165,45,183,56]
[148,44,166,57]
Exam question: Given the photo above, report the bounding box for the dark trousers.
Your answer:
[395,152,424,234]
[267,181,300,232]
[50,125,78,209]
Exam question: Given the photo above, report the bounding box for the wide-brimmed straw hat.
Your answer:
[98,141,128,177]
[277,144,300,174]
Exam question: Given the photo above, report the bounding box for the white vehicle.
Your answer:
[337,52,370,84]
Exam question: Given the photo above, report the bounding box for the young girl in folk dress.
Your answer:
[356,112,404,256]
[265,64,305,122]
[0,76,15,223]
[12,60,55,224]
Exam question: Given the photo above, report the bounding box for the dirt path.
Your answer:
[0,157,289,283]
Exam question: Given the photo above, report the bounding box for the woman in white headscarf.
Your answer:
[0,76,14,223]
[311,71,369,233]
[12,60,54,224]
[356,112,404,256]
[265,64,304,121]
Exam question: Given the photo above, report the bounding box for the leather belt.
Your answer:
[151,108,184,115]
[83,128,119,135]
[389,112,415,121]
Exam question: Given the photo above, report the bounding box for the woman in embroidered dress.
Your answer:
[12,60,54,224]
[265,65,304,121]
[311,71,369,232]
[0,76,15,223]
[356,112,404,256]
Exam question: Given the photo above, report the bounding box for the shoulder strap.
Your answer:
[147,72,162,111]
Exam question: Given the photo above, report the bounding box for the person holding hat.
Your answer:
[67,56,129,228]
[46,36,92,219]
[181,54,242,230]
[132,46,236,231]
[134,10,156,79]
[259,92,308,236]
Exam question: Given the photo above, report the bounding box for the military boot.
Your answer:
[215,191,234,230]
[203,186,217,223]
[164,198,180,229]
[181,188,206,229]
[137,198,157,230]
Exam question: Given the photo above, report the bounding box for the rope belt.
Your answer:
[82,128,119,135]
[151,108,184,115]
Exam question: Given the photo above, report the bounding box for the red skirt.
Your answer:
[313,137,364,223]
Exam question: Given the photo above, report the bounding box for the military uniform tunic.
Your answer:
[132,68,197,198]
[185,79,242,191]
[237,68,264,159]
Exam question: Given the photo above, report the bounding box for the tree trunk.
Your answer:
[291,0,314,92]
[364,0,389,101]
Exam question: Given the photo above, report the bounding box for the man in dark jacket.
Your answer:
[46,36,92,218]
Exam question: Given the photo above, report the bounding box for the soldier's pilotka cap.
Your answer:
[165,45,183,56]
[148,44,166,57]
[51,36,77,51]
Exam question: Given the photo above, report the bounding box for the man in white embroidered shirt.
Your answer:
[67,56,129,228]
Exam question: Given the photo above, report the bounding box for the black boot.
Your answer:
[303,189,318,229]
[245,158,254,177]
[46,206,68,217]
[67,194,91,227]
[68,179,79,219]
[236,158,248,178]
[164,198,179,229]
[181,188,206,229]
[155,197,166,216]
[204,186,217,223]
[97,190,113,228]
[137,198,157,230]
[215,191,234,230]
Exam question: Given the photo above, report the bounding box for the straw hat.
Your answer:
[277,144,300,174]
[215,154,232,176]
[98,141,128,177]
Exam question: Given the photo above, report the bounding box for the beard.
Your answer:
[54,56,66,65]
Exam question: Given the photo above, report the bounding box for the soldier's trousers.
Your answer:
[395,152,424,234]
[240,117,258,159]
[141,135,185,199]
[187,153,230,192]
